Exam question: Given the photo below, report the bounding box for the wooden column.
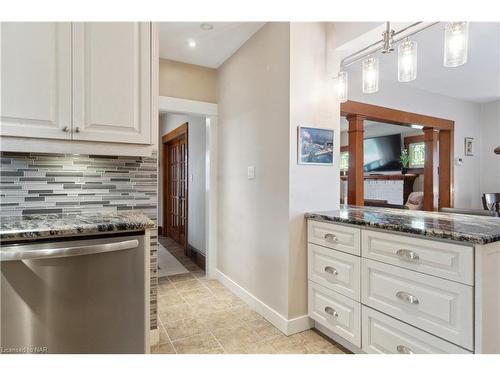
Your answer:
[423,128,439,211]
[438,129,454,209]
[347,115,365,206]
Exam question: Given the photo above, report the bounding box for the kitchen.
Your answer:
[1,3,500,374]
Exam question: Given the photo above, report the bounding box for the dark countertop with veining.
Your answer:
[0,212,155,243]
[306,205,500,244]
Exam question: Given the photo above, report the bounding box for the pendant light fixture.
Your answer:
[335,71,348,102]
[336,21,470,101]
[362,57,379,94]
[444,22,468,67]
[398,38,417,82]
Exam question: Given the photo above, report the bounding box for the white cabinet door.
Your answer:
[72,22,151,144]
[0,22,72,139]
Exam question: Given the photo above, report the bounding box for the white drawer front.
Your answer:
[308,220,360,255]
[362,230,474,285]
[362,306,470,354]
[308,281,361,347]
[308,243,360,301]
[361,258,473,350]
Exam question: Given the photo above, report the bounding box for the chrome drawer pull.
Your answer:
[324,306,338,318]
[396,249,420,261]
[324,233,338,242]
[396,345,414,354]
[324,266,338,276]
[396,291,419,305]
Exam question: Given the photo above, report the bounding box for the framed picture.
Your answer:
[298,126,334,165]
[464,137,474,156]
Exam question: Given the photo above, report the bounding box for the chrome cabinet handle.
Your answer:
[396,345,414,354]
[396,291,419,305]
[324,266,339,276]
[324,233,338,242]
[62,126,69,132]
[324,306,338,318]
[75,126,81,133]
[0,239,139,262]
[396,248,420,261]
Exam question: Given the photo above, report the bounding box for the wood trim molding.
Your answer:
[403,134,425,149]
[186,244,206,271]
[423,128,439,211]
[347,115,364,206]
[161,122,188,143]
[439,129,454,208]
[340,145,349,153]
[341,101,454,130]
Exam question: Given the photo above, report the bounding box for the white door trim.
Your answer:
[158,95,218,279]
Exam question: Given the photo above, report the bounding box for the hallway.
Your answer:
[153,236,349,354]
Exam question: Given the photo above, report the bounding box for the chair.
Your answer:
[482,193,500,212]
[405,192,424,210]
[440,207,499,217]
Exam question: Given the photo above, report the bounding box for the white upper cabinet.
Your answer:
[0,22,72,139]
[72,22,151,144]
[1,22,152,145]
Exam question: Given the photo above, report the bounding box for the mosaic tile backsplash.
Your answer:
[0,151,159,331]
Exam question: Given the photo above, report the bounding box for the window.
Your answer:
[340,151,349,171]
[409,142,425,168]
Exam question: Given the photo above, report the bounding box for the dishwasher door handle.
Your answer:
[0,239,139,261]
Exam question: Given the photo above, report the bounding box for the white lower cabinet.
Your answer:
[308,281,361,347]
[362,306,471,354]
[307,219,481,354]
[361,258,473,350]
[308,243,360,301]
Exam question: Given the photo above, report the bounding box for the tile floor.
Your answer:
[153,236,350,354]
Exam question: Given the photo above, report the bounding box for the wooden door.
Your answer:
[165,129,188,247]
[72,22,151,144]
[0,22,72,139]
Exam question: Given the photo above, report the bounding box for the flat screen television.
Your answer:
[364,134,402,172]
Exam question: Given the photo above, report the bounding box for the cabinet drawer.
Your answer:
[361,258,473,350]
[362,306,470,354]
[362,230,474,285]
[308,220,360,255]
[308,243,360,301]
[308,281,361,347]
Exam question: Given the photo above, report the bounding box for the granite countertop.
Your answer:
[305,205,500,245]
[0,212,155,243]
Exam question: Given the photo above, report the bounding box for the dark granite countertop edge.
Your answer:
[0,214,155,243]
[305,212,500,245]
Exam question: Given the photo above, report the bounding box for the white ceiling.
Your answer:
[345,22,500,103]
[159,22,265,68]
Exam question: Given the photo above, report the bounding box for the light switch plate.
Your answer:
[247,166,255,180]
[189,174,193,182]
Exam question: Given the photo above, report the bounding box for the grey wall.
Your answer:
[159,113,207,254]
[0,151,159,331]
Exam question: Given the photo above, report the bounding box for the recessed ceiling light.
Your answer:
[187,39,197,48]
[200,23,214,31]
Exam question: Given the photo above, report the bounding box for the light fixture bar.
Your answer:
[341,22,439,69]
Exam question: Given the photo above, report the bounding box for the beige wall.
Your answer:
[217,22,340,324]
[159,59,217,103]
[217,22,291,318]
[287,22,339,318]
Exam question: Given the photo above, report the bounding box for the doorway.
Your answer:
[162,123,188,248]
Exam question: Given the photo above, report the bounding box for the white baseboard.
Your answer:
[150,328,159,347]
[215,269,313,336]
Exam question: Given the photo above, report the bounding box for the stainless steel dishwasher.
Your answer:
[0,233,147,354]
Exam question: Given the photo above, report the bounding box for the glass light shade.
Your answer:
[336,71,348,102]
[444,22,468,67]
[398,39,417,82]
[362,57,379,94]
